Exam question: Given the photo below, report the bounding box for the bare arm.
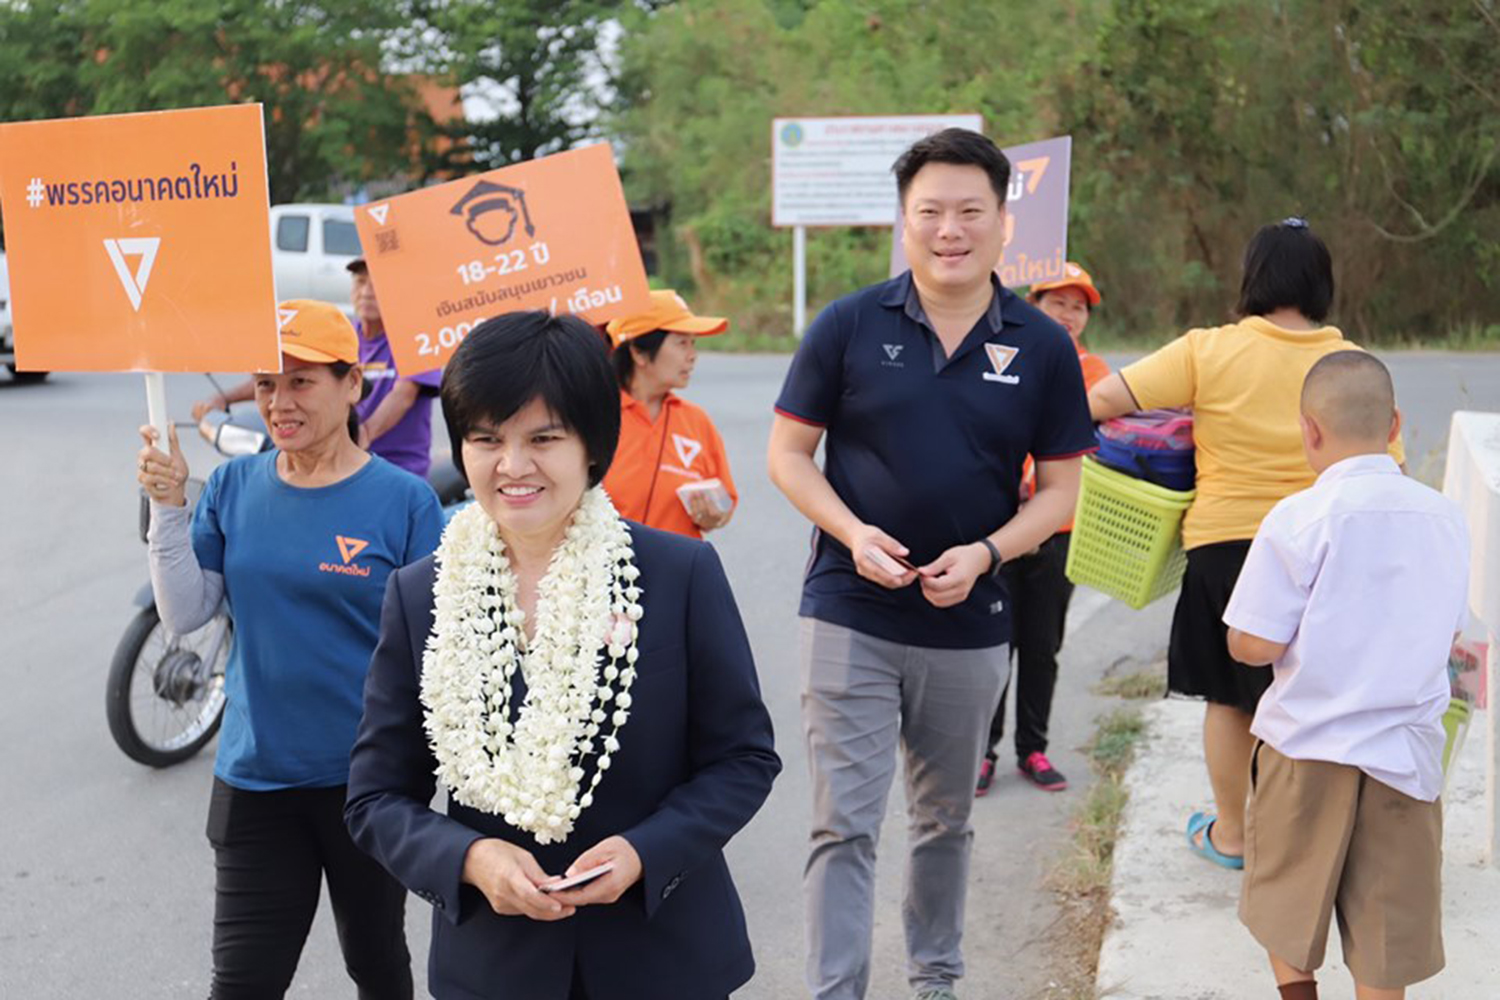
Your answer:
[359,379,421,445]
[1088,372,1139,422]
[766,415,915,589]
[192,378,255,421]
[991,456,1080,560]
[1226,627,1287,667]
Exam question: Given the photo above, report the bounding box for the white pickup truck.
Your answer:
[1,203,362,382]
[0,251,44,383]
[270,203,362,310]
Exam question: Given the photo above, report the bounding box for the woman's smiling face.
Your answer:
[462,396,591,548]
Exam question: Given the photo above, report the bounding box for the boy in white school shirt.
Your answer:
[1222,350,1469,1000]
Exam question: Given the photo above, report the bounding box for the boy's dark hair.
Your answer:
[1236,219,1334,323]
[1301,350,1396,441]
[611,330,668,389]
[892,128,1011,207]
[440,311,620,487]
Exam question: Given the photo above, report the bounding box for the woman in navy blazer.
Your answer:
[346,312,780,1000]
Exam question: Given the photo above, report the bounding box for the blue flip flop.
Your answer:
[1185,811,1244,870]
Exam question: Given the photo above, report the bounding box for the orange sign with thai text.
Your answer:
[0,104,280,373]
[353,142,651,376]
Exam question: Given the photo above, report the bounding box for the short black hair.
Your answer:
[1236,219,1334,322]
[612,330,668,388]
[892,128,1011,207]
[440,311,620,487]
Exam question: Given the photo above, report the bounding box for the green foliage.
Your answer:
[0,0,426,203]
[405,0,625,170]
[617,0,1498,343]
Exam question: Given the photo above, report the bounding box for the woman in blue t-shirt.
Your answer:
[136,300,444,1000]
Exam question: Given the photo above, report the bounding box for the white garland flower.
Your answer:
[420,487,643,844]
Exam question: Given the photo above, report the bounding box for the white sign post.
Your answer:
[1444,411,1500,866]
[771,114,983,336]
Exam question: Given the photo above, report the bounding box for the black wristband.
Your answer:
[979,538,1003,578]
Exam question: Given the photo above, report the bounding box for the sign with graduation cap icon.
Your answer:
[353,142,651,376]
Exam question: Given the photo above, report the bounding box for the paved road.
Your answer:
[1,350,1495,999]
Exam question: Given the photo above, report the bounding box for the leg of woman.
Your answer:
[312,786,413,1000]
[1200,702,1256,856]
[1011,534,1074,764]
[207,779,322,1000]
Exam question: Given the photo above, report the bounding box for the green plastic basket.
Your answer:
[1065,456,1196,610]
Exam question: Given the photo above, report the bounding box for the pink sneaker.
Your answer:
[1018,752,1068,792]
[975,757,996,797]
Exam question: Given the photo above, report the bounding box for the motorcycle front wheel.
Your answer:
[106,606,230,768]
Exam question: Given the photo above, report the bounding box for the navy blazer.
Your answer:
[346,523,780,1000]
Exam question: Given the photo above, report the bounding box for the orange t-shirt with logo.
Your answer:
[604,391,738,539]
[1021,344,1110,532]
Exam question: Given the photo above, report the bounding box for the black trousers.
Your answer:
[205,778,413,1000]
[987,533,1074,762]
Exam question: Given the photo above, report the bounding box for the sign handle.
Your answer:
[144,372,170,451]
[793,225,807,339]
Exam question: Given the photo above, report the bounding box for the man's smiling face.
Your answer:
[901,162,1008,296]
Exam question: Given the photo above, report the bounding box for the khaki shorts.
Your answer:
[1239,741,1444,989]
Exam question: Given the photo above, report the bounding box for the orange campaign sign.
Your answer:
[353,142,651,376]
[0,103,279,373]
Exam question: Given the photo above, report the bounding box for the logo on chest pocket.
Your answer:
[320,534,373,578]
[983,343,1021,385]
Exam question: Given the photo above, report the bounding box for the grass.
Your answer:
[1036,698,1152,999]
[1093,660,1167,700]
[705,328,801,353]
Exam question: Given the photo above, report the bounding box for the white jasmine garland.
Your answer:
[420,488,643,844]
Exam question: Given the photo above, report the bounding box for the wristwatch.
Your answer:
[978,538,1004,578]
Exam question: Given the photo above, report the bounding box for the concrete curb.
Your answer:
[1097,699,1500,999]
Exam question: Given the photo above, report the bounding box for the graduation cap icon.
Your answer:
[450,178,537,247]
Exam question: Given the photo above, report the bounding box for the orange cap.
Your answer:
[1030,262,1102,306]
[276,299,360,364]
[605,290,729,346]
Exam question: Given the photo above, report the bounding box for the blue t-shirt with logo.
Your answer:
[774,272,1096,650]
[192,451,445,790]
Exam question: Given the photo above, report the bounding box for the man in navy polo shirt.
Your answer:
[767,128,1095,1000]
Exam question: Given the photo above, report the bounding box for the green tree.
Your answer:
[0,0,426,203]
[409,0,636,171]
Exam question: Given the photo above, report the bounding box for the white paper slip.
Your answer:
[676,478,733,515]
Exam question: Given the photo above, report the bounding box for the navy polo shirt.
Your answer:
[774,271,1096,650]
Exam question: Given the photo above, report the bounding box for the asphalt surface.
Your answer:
[1,350,1495,999]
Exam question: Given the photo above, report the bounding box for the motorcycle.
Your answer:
[106,388,470,768]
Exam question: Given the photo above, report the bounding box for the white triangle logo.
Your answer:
[368,204,389,225]
[277,307,299,329]
[102,237,160,312]
[672,433,703,470]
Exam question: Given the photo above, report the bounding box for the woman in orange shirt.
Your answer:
[602,290,738,539]
[978,264,1110,796]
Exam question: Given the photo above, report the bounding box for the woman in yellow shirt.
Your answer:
[1088,219,1401,871]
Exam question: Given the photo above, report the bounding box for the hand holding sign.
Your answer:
[354,143,651,377]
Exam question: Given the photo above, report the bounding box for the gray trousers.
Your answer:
[800,617,1008,999]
